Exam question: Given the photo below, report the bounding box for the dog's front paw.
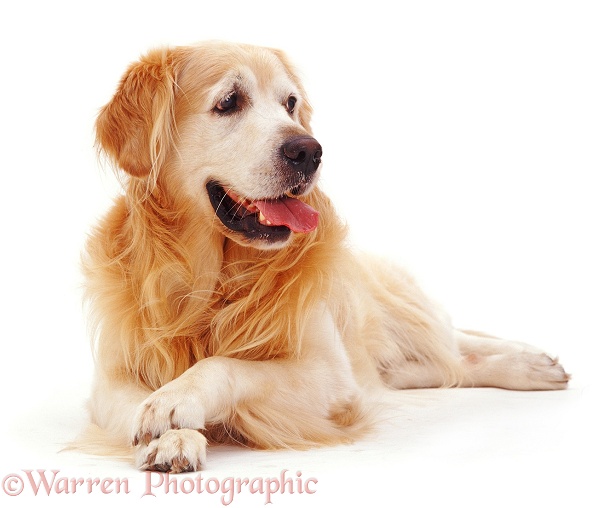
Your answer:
[132,382,206,447]
[136,429,207,473]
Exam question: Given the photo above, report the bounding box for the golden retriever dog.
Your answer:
[83,40,569,473]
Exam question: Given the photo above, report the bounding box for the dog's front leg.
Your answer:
[132,307,357,473]
[132,356,349,472]
[132,356,255,472]
[131,358,301,473]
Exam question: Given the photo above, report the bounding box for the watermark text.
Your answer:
[2,469,317,505]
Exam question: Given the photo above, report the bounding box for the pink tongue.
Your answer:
[253,197,319,233]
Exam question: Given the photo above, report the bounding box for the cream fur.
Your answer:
[81,41,569,473]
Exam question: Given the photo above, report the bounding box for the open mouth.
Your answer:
[206,181,319,243]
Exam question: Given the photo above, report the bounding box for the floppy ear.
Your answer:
[270,48,314,133]
[96,48,178,178]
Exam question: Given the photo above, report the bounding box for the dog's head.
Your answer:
[96,41,322,249]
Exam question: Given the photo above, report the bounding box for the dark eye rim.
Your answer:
[214,90,239,114]
[285,95,297,114]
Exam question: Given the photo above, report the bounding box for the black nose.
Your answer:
[281,136,322,177]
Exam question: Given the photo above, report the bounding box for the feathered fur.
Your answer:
[80,41,569,472]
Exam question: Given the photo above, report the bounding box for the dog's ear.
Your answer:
[96,48,178,178]
[270,49,314,134]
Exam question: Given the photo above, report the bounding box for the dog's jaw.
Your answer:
[206,181,319,249]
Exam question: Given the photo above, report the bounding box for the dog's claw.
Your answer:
[135,429,207,473]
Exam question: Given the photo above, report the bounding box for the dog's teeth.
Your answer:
[257,212,272,226]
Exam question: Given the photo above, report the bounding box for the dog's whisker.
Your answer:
[212,186,235,225]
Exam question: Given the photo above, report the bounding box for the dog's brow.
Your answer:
[209,73,248,102]
[274,78,300,99]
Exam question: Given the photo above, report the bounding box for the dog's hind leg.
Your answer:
[380,330,569,391]
[346,254,570,392]
[454,330,570,390]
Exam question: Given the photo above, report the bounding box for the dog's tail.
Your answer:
[63,423,133,462]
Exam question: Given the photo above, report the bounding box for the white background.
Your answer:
[1,1,602,506]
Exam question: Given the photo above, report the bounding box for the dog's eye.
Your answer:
[285,95,297,114]
[215,91,238,113]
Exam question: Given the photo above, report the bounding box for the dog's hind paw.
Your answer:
[469,351,571,391]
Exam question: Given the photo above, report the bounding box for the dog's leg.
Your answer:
[380,361,460,389]
[90,375,210,473]
[355,257,569,391]
[378,330,569,391]
[455,330,570,390]
[88,375,152,437]
[130,307,360,472]
[131,356,358,472]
